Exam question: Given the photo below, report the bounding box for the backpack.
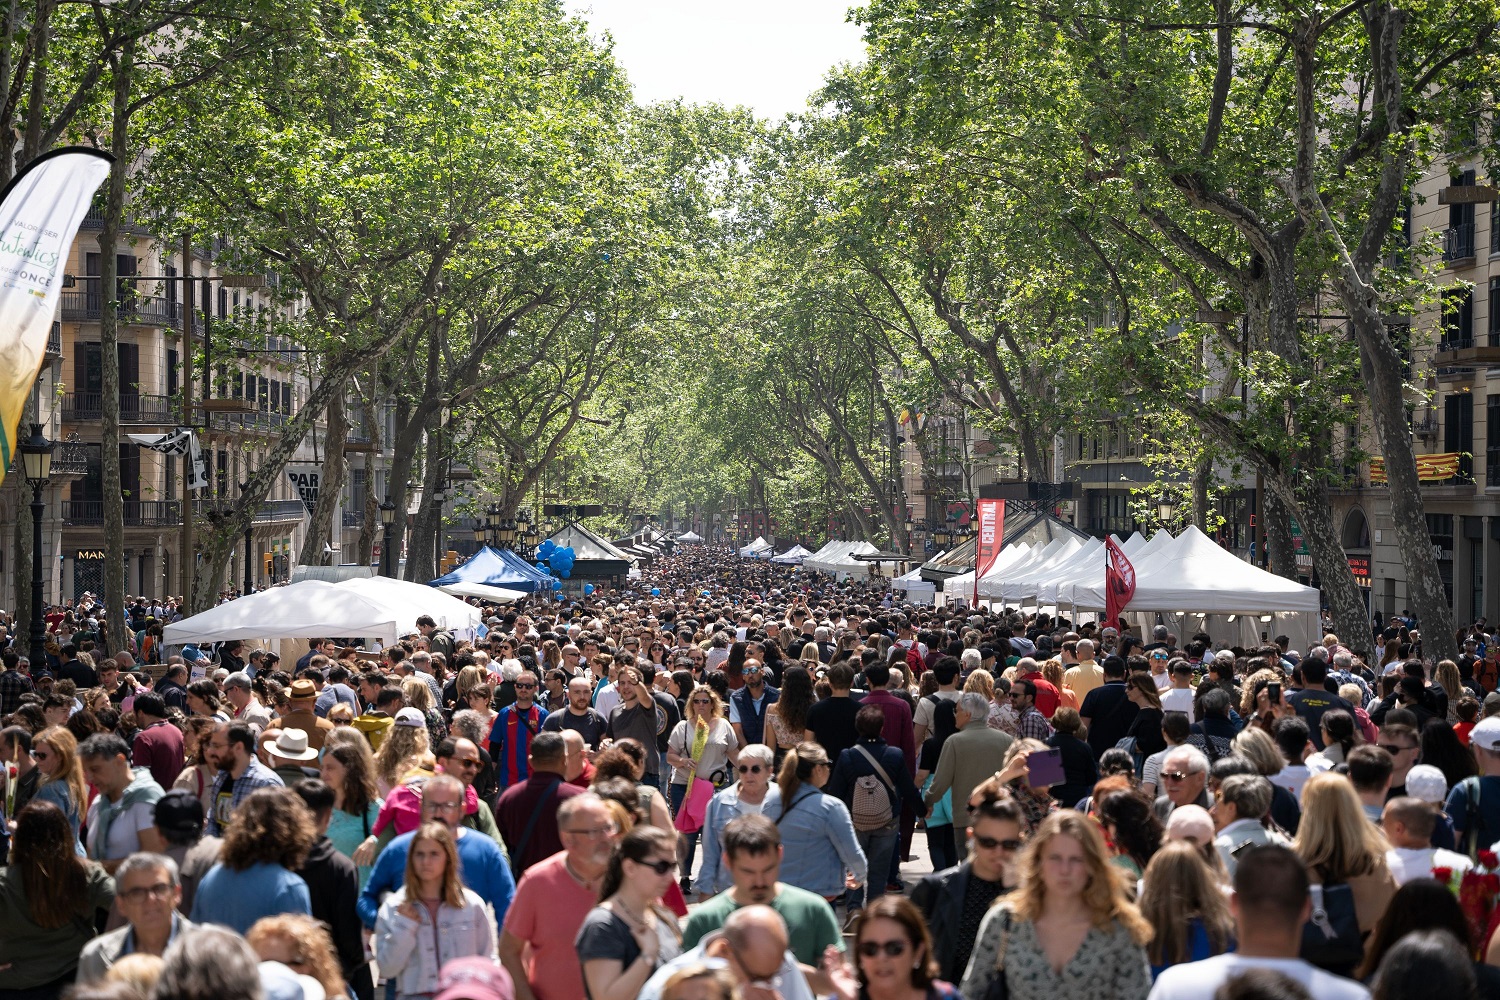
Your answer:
[905,644,925,677]
[850,745,897,831]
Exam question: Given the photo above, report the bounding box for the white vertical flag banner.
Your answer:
[0,148,114,487]
[286,463,321,516]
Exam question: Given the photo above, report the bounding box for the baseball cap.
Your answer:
[433,957,514,1000]
[1485,691,1500,718]
[1470,716,1500,752]
[153,790,206,841]
[1164,804,1215,846]
[394,707,426,727]
[1403,764,1449,804]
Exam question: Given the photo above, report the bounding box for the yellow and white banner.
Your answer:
[0,147,113,487]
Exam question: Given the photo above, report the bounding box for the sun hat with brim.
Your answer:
[269,729,320,761]
[289,679,317,700]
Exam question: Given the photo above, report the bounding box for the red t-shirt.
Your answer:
[502,851,598,1000]
[1020,672,1062,719]
[1456,720,1477,746]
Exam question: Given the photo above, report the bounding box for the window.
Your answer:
[1444,288,1475,348]
[1444,393,1473,482]
[1492,201,1500,255]
[1492,278,1500,347]
[1446,170,1477,262]
[1488,397,1500,486]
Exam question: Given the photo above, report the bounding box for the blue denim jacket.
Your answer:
[769,786,867,898]
[695,783,773,895]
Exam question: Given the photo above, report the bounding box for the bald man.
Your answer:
[638,905,815,1000]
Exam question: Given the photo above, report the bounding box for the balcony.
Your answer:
[193,498,307,525]
[45,322,62,358]
[1444,222,1476,265]
[77,203,156,236]
[61,291,183,327]
[61,392,174,424]
[342,509,366,528]
[61,500,181,526]
[208,410,288,435]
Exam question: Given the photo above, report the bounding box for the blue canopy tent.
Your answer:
[429,546,555,594]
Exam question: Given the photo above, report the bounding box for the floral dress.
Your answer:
[960,903,1149,1000]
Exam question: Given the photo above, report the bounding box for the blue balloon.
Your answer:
[537,539,557,558]
[535,561,547,572]
[650,588,661,596]
[701,590,711,597]
[560,569,571,579]
[552,579,563,590]
[584,584,595,595]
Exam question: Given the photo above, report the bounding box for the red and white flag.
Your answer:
[973,499,1005,604]
[1103,534,1136,632]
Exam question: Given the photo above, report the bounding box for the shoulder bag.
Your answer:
[981,907,1013,1000]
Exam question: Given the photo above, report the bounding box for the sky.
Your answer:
[561,0,868,119]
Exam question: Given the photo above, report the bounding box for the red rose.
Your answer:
[1479,850,1499,869]
[1433,866,1455,883]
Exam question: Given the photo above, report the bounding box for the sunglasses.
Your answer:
[737,764,764,774]
[1162,771,1193,782]
[514,682,536,689]
[973,835,1024,852]
[692,698,712,705]
[633,857,676,875]
[1378,743,1416,755]
[858,940,910,958]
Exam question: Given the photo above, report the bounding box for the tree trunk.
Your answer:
[1263,490,1299,580]
[98,40,133,655]
[1191,456,1211,531]
[356,451,377,565]
[1265,475,1369,646]
[403,424,444,582]
[297,387,345,565]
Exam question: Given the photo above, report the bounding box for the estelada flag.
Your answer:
[0,148,113,487]
[1104,534,1136,632]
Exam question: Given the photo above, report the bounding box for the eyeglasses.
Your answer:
[1162,771,1194,782]
[857,940,910,958]
[737,764,764,774]
[1378,743,1417,755]
[32,750,51,761]
[449,758,481,770]
[426,799,463,813]
[564,825,617,838]
[119,882,175,903]
[692,698,713,705]
[564,652,580,658]
[632,857,676,875]
[973,835,1024,852]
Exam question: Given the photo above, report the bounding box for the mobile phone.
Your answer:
[1026,748,1066,788]
[1268,682,1282,703]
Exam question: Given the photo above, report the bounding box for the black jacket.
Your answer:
[910,862,1009,983]
[295,836,364,980]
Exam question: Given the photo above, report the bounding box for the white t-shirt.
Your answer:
[913,690,961,731]
[1386,846,1473,885]
[1161,687,1196,722]
[85,796,157,861]
[1148,954,1370,1000]
[1270,764,1312,802]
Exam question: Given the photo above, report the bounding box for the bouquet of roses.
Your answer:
[1434,849,1500,958]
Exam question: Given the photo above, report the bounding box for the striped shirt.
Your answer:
[489,703,548,789]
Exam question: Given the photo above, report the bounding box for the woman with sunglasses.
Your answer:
[30,726,87,854]
[694,744,776,896]
[666,686,740,888]
[823,895,961,1000]
[576,825,682,1000]
[960,811,1152,1000]
[910,793,1026,984]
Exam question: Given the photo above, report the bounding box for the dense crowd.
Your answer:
[2,546,1499,1000]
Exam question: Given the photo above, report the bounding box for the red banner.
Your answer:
[1104,535,1136,631]
[973,499,1005,604]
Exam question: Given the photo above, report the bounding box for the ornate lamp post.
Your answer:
[379,500,396,577]
[19,424,54,664]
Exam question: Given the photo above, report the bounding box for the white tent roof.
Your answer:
[1034,537,1108,605]
[337,576,484,634]
[771,544,814,565]
[803,540,879,575]
[942,543,1032,596]
[1124,526,1321,615]
[437,581,529,603]
[676,531,705,543]
[892,564,938,605]
[1000,537,1091,604]
[1065,530,1176,607]
[164,581,402,645]
[739,536,774,557]
[978,537,1084,601]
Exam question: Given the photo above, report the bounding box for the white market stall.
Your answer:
[436,581,529,603]
[803,540,880,577]
[738,536,775,558]
[978,537,1086,603]
[676,531,705,543]
[771,544,814,565]
[892,564,938,605]
[163,581,403,646]
[941,543,1032,603]
[337,576,484,638]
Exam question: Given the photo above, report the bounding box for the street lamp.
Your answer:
[1157,498,1178,528]
[19,424,53,664]
[379,500,396,577]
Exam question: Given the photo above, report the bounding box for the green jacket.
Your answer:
[0,862,114,987]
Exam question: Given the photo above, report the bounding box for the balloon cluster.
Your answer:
[547,544,576,579]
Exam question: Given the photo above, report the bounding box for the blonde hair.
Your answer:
[1230,727,1284,777]
[963,668,995,701]
[1009,811,1152,944]
[687,684,723,725]
[105,953,164,995]
[1241,667,1280,717]
[1296,772,1390,881]
[35,725,88,814]
[326,703,355,724]
[454,665,487,704]
[247,914,346,997]
[404,822,466,908]
[1041,659,1066,689]
[400,676,434,713]
[1434,660,1463,708]
[799,644,820,666]
[1137,840,1233,966]
[374,722,429,790]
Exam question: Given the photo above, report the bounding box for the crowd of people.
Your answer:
[1,545,1499,1000]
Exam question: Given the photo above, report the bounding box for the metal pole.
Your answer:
[29,481,46,664]
[382,521,393,578]
[244,525,253,594]
[180,235,195,607]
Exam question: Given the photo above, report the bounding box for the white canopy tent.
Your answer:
[940,543,1033,602]
[978,537,1085,602]
[739,536,774,558]
[163,581,402,646]
[436,581,529,603]
[892,564,938,605]
[337,576,484,637]
[771,544,814,565]
[803,540,880,576]
[676,531,705,543]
